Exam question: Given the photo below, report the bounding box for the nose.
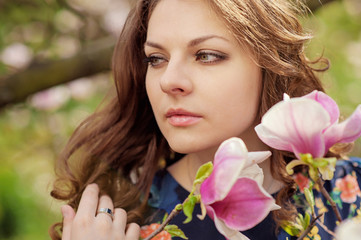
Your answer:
[160,58,193,96]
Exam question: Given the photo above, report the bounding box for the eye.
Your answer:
[195,51,227,64]
[144,55,167,67]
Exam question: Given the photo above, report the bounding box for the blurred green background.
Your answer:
[0,0,360,239]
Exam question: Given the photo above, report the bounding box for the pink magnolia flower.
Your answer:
[255,90,361,159]
[200,138,280,240]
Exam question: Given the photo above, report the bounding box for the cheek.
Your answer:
[145,75,157,104]
[210,72,261,113]
[145,75,159,117]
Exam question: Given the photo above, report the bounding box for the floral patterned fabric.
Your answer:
[142,157,361,240]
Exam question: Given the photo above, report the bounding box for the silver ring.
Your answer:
[97,208,114,220]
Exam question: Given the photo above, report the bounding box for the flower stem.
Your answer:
[143,207,182,240]
[316,178,342,222]
[316,219,336,237]
[297,213,323,240]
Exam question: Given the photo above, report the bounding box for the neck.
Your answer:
[168,149,283,194]
[168,150,215,192]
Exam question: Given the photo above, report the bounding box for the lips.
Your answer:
[166,108,202,127]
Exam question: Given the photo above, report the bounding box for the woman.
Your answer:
[50,0,360,239]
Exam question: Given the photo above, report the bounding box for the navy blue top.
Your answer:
[143,157,361,240]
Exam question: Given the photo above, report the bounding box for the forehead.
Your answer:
[146,0,234,42]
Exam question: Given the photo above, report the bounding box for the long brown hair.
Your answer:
[50,0,328,238]
[207,0,327,229]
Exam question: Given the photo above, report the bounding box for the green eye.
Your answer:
[144,56,166,67]
[195,51,227,64]
[200,54,209,61]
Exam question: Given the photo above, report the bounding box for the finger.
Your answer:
[61,205,75,240]
[96,195,114,222]
[77,183,99,218]
[125,223,140,240]
[112,208,127,230]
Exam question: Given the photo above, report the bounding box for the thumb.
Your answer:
[61,205,75,240]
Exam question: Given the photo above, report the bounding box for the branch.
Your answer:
[143,207,182,240]
[297,213,324,240]
[0,37,115,108]
[316,178,342,222]
[316,219,336,237]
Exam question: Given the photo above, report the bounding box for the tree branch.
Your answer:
[0,37,115,108]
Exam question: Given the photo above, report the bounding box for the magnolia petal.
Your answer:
[255,98,331,158]
[246,151,272,167]
[210,177,276,231]
[283,93,291,101]
[336,219,361,240]
[207,207,250,240]
[302,90,340,125]
[324,105,361,150]
[242,151,271,185]
[239,163,264,185]
[201,138,248,204]
[319,165,335,180]
[270,203,281,211]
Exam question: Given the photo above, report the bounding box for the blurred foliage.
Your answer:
[0,0,361,239]
[304,0,361,155]
[0,75,110,240]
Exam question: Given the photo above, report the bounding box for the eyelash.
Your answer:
[144,51,227,67]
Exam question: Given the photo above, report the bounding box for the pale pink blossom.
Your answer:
[255,91,361,158]
[200,138,279,240]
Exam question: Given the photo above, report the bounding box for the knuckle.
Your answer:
[73,216,92,228]
[113,231,126,239]
[95,218,112,233]
[114,208,127,216]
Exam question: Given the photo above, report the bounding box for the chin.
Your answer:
[167,142,198,154]
[166,137,222,155]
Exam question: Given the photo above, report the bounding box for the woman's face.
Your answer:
[145,0,263,155]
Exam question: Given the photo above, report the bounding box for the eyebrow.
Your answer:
[144,35,229,50]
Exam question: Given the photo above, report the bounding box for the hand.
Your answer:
[61,183,140,240]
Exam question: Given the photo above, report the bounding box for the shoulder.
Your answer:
[334,157,361,177]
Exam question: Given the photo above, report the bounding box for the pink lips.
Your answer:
[166,108,202,127]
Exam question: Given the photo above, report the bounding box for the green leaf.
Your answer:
[303,212,311,230]
[281,222,301,237]
[193,162,213,186]
[308,166,319,182]
[183,195,198,224]
[304,187,315,215]
[164,225,188,239]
